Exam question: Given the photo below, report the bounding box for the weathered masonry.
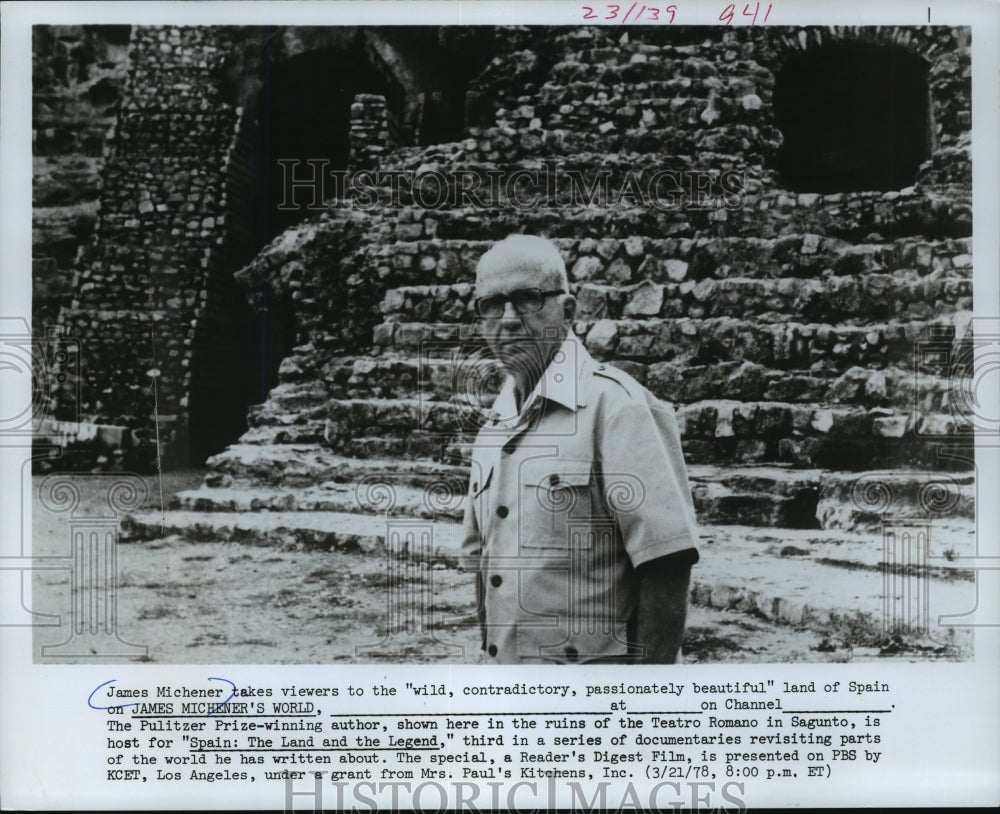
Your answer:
[37,25,976,655]
[37,25,492,466]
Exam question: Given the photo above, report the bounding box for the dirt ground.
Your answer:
[29,471,913,664]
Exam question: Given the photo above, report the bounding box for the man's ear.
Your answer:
[562,294,577,321]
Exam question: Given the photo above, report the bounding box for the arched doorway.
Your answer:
[187,40,398,464]
[186,27,497,464]
[772,41,932,193]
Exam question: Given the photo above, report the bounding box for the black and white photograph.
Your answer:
[26,18,981,664]
[3,1,999,810]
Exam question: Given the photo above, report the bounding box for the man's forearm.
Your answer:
[635,558,692,664]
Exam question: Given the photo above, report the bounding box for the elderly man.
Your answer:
[459,234,699,664]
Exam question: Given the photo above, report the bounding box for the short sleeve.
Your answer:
[598,395,699,568]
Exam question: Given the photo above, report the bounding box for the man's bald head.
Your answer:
[475,234,569,295]
[473,235,575,400]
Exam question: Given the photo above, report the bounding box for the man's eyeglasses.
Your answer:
[474,288,566,319]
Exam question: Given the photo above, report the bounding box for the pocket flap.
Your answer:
[520,458,592,489]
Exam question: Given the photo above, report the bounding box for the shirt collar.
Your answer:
[490,335,589,426]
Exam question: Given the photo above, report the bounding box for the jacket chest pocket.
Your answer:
[519,458,594,549]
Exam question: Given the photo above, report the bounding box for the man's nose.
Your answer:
[497,300,523,330]
[501,299,521,318]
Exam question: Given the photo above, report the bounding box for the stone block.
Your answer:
[623,235,645,257]
[663,259,689,282]
[394,323,432,347]
[372,323,395,346]
[623,281,664,316]
[606,257,633,283]
[872,415,908,438]
[691,278,716,302]
[575,284,611,319]
[571,256,604,281]
[382,289,407,313]
[917,413,957,435]
[616,334,654,357]
[585,319,618,356]
[646,361,682,400]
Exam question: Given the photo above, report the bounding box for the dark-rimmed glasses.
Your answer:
[474,288,566,319]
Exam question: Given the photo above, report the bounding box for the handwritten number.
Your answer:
[720,3,735,24]
[582,1,679,23]
[580,3,684,25]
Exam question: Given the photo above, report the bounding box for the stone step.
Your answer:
[376,314,973,376]
[277,349,959,416]
[120,509,465,561]
[172,481,469,521]
[320,177,968,253]
[306,355,957,414]
[241,410,972,472]
[817,470,976,531]
[323,434,474,463]
[174,464,824,527]
[194,450,974,531]
[237,423,329,447]
[204,443,470,489]
[369,223,969,290]
[539,75,721,105]
[692,524,974,654]
[117,508,974,657]
[252,390,973,441]
[378,268,971,326]
[398,190,971,244]
[689,466,821,528]
[246,387,973,469]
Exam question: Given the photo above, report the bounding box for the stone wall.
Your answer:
[38,26,481,468]
[32,25,132,330]
[226,24,972,485]
[349,94,399,171]
[41,24,972,477]
[54,26,243,466]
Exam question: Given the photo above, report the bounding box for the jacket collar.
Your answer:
[489,335,590,428]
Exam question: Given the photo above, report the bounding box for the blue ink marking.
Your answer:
[89,677,237,716]
[205,676,236,716]
[88,679,139,710]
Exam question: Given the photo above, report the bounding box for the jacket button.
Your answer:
[564,646,579,661]
[496,505,509,518]
[490,575,502,588]
[471,482,478,492]
[549,473,560,486]
[487,644,497,657]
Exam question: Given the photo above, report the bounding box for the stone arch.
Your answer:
[753,27,968,194]
[185,35,391,463]
[185,26,496,463]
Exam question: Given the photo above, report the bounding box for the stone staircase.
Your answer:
[121,25,976,660]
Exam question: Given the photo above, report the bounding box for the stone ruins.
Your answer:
[33,24,976,658]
